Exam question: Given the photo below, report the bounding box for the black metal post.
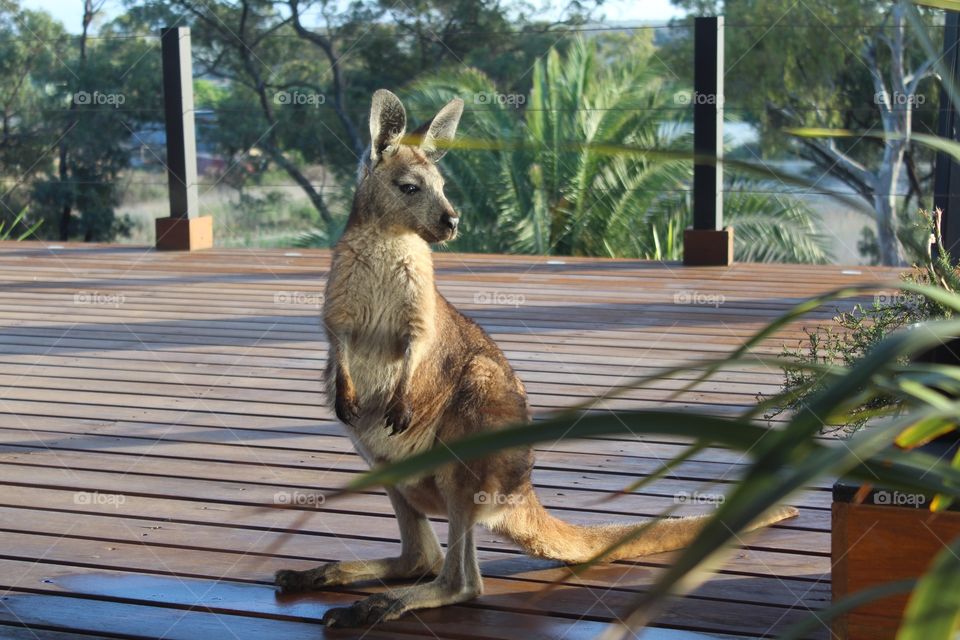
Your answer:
[156,26,211,250]
[693,15,723,231]
[684,16,732,266]
[925,10,960,404]
[934,11,960,262]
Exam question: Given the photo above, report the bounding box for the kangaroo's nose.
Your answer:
[440,212,459,231]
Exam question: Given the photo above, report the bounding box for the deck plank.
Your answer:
[0,242,903,639]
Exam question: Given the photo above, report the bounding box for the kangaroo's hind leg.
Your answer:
[275,488,443,593]
[320,477,482,627]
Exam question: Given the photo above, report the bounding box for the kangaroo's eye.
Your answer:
[398,183,419,195]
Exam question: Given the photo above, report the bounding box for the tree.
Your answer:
[0,0,162,241]
[0,5,68,234]
[667,0,941,265]
[125,0,601,235]
[777,2,936,265]
[401,37,830,262]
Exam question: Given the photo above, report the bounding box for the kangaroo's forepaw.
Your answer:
[322,593,405,627]
[335,394,360,425]
[384,402,412,435]
[275,563,340,594]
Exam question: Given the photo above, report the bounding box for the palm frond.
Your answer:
[406,37,830,263]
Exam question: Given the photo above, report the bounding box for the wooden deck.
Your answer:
[0,242,903,640]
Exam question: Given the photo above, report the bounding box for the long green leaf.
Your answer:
[345,411,796,492]
[423,135,872,212]
[895,416,956,448]
[0,208,41,242]
[782,319,960,447]
[911,0,960,11]
[600,441,709,503]
[344,298,960,498]
[788,128,960,189]
[856,444,960,497]
[678,280,960,403]
[603,419,907,637]
[931,448,960,512]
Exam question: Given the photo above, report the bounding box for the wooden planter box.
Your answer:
[832,455,960,639]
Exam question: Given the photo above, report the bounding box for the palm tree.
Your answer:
[405,37,831,263]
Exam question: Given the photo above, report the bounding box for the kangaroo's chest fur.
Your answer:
[323,226,438,463]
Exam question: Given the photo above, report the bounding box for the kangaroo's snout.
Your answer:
[440,212,459,232]
[436,210,459,241]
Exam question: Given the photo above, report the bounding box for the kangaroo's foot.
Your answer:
[321,577,481,627]
[323,497,483,627]
[275,553,441,594]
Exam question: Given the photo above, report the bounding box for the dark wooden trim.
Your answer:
[155,215,213,252]
[683,227,733,266]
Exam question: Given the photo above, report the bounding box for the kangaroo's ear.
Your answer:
[369,89,406,167]
[416,98,464,162]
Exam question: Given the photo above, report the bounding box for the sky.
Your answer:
[19,0,685,34]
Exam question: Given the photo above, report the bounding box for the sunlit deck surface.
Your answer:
[0,242,903,640]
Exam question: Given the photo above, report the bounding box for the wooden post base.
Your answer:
[155,215,213,251]
[683,227,733,266]
[832,487,960,639]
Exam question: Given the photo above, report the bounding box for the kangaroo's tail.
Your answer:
[489,487,799,563]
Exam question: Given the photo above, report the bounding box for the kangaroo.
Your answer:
[273,89,800,627]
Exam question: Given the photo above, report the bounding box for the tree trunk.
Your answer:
[58,0,94,241]
[288,0,364,157]
[264,142,333,224]
[873,141,906,266]
[57,143,71,240]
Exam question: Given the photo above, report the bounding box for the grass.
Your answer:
[116,168,340,247]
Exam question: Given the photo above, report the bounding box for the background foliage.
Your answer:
[0,0,951,262]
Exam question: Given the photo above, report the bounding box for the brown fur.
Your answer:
[274,90,799,627]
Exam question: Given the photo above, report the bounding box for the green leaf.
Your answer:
[856,444,960,497]
[911,0,960,10]
[345,411,791,492]
[601,441,709,502]
[607,418,908,634]
[786,128,960,196]
[931,448,960,512]
[895,416,956,449]
[0,207,41,242]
